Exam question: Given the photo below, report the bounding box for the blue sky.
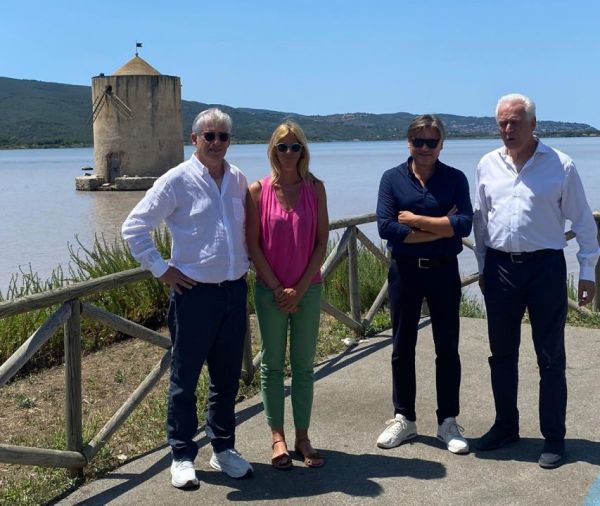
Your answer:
[2,0,600,127]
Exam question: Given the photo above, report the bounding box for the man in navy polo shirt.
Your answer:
[376,114,473,454]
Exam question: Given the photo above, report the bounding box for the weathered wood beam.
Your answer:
[82,350,171,462]
[64,300,83,476]
[80,302,171,349]
[363,280,389,328]
[461,272,480,288]
[0,303,71,386]
[0,268,151,319]
[320,299,363,334]
[329,213,376,231]
[347,227,361,336]
[321,228,352,280]
[356,229,390,266]
[0,444,86,468]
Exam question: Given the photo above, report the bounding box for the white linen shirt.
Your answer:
[122,154,249,283]
[473,140,599,281]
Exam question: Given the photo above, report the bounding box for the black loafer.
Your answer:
[538,440,565,469]
[475,424,520,451]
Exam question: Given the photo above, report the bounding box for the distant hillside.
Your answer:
[1,76,598,149]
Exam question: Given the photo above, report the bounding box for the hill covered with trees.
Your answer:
[1,76,598,149]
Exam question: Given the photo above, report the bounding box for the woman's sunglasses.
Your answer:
[276,143,303,153]
[411,138,440,149]
[201,131,230,142]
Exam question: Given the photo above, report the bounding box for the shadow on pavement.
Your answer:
[472,437,600,466]
[201,450,446,502]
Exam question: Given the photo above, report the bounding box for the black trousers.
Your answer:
[166,278,247,461]
[388,256,462,425]
[483,249,567,441]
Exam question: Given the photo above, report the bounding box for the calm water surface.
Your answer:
[1,138,599,294]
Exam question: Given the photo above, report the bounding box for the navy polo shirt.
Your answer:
[376,157,473,258]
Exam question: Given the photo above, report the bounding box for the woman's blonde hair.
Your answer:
[267,121,311,184]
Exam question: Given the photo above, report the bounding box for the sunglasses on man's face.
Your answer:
[276,143,303,153]
[201,131,230,142]
[411,138,440,149]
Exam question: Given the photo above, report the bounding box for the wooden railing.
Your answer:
[0,213,598,473]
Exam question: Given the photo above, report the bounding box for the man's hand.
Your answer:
[398,210,419,227]
[159,267,197,294]
[578,279,596,306]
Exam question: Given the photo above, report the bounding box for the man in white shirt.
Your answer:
[473,94,599,469]
[122,108,252,488]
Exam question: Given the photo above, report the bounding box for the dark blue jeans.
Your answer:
[388,256,462,425]
[483,249,567,441]
[166,277,247,461]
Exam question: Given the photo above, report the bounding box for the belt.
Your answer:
[394,255,455,269]
[488,248,559,264]
[197,276,244,287]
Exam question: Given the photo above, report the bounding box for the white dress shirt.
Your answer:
[122,154,249,283]
[473,140,599,280]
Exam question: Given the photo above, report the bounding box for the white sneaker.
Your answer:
[437,417,469,454]
[376,414,418,448]
[209,448,253,478]
[170,459,199,488]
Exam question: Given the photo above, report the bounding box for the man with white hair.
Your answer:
[473,94,599,468]
[122,108,253,488]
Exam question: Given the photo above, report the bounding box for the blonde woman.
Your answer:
[246,121,329,469]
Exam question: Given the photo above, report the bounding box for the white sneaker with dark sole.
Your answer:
[376,414,418,449]
[437,417,469,454]
[170,459,199,488]
[209,448,253,478]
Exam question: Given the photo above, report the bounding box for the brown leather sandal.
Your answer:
[294,438,325,468]
[271,440,293,470]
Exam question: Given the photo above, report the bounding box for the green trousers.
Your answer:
[255,282,322,429]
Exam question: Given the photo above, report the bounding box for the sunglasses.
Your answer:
[411,138,440,149]
[276,143,303,153]
[201,131,230,142]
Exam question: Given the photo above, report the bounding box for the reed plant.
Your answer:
[0,231,172,375]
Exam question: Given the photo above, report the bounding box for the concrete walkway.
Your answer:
[56,317,600,505]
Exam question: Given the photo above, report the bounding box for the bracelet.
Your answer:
[271,284,282,291]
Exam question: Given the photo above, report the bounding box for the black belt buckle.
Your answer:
[417,258,431,269]
[509,252,525,264]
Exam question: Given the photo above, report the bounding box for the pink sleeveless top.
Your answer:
[259,175,322,287]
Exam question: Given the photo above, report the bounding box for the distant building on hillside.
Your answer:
[76,55,183,191]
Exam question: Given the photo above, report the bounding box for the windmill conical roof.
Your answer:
[114,55,161,76]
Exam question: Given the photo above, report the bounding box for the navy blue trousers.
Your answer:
[483,249,567,442]
[166,277,247,461]
[388,257,462,425]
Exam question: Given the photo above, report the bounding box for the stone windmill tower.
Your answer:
[78,54,183,190]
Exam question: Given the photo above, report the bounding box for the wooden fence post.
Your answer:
[64,299,83,476]
[347,226,362,338]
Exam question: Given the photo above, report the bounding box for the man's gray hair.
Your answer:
[496,94,536,121]
[192,108,232,133]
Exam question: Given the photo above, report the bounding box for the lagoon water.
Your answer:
[1,137,599,295]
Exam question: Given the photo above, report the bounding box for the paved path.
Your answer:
[56,317,600,505]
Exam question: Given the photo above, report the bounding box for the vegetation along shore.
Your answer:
[1,76,598,150]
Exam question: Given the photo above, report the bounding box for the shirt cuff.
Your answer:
[149,258,170,278]
[579,266,596,282]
